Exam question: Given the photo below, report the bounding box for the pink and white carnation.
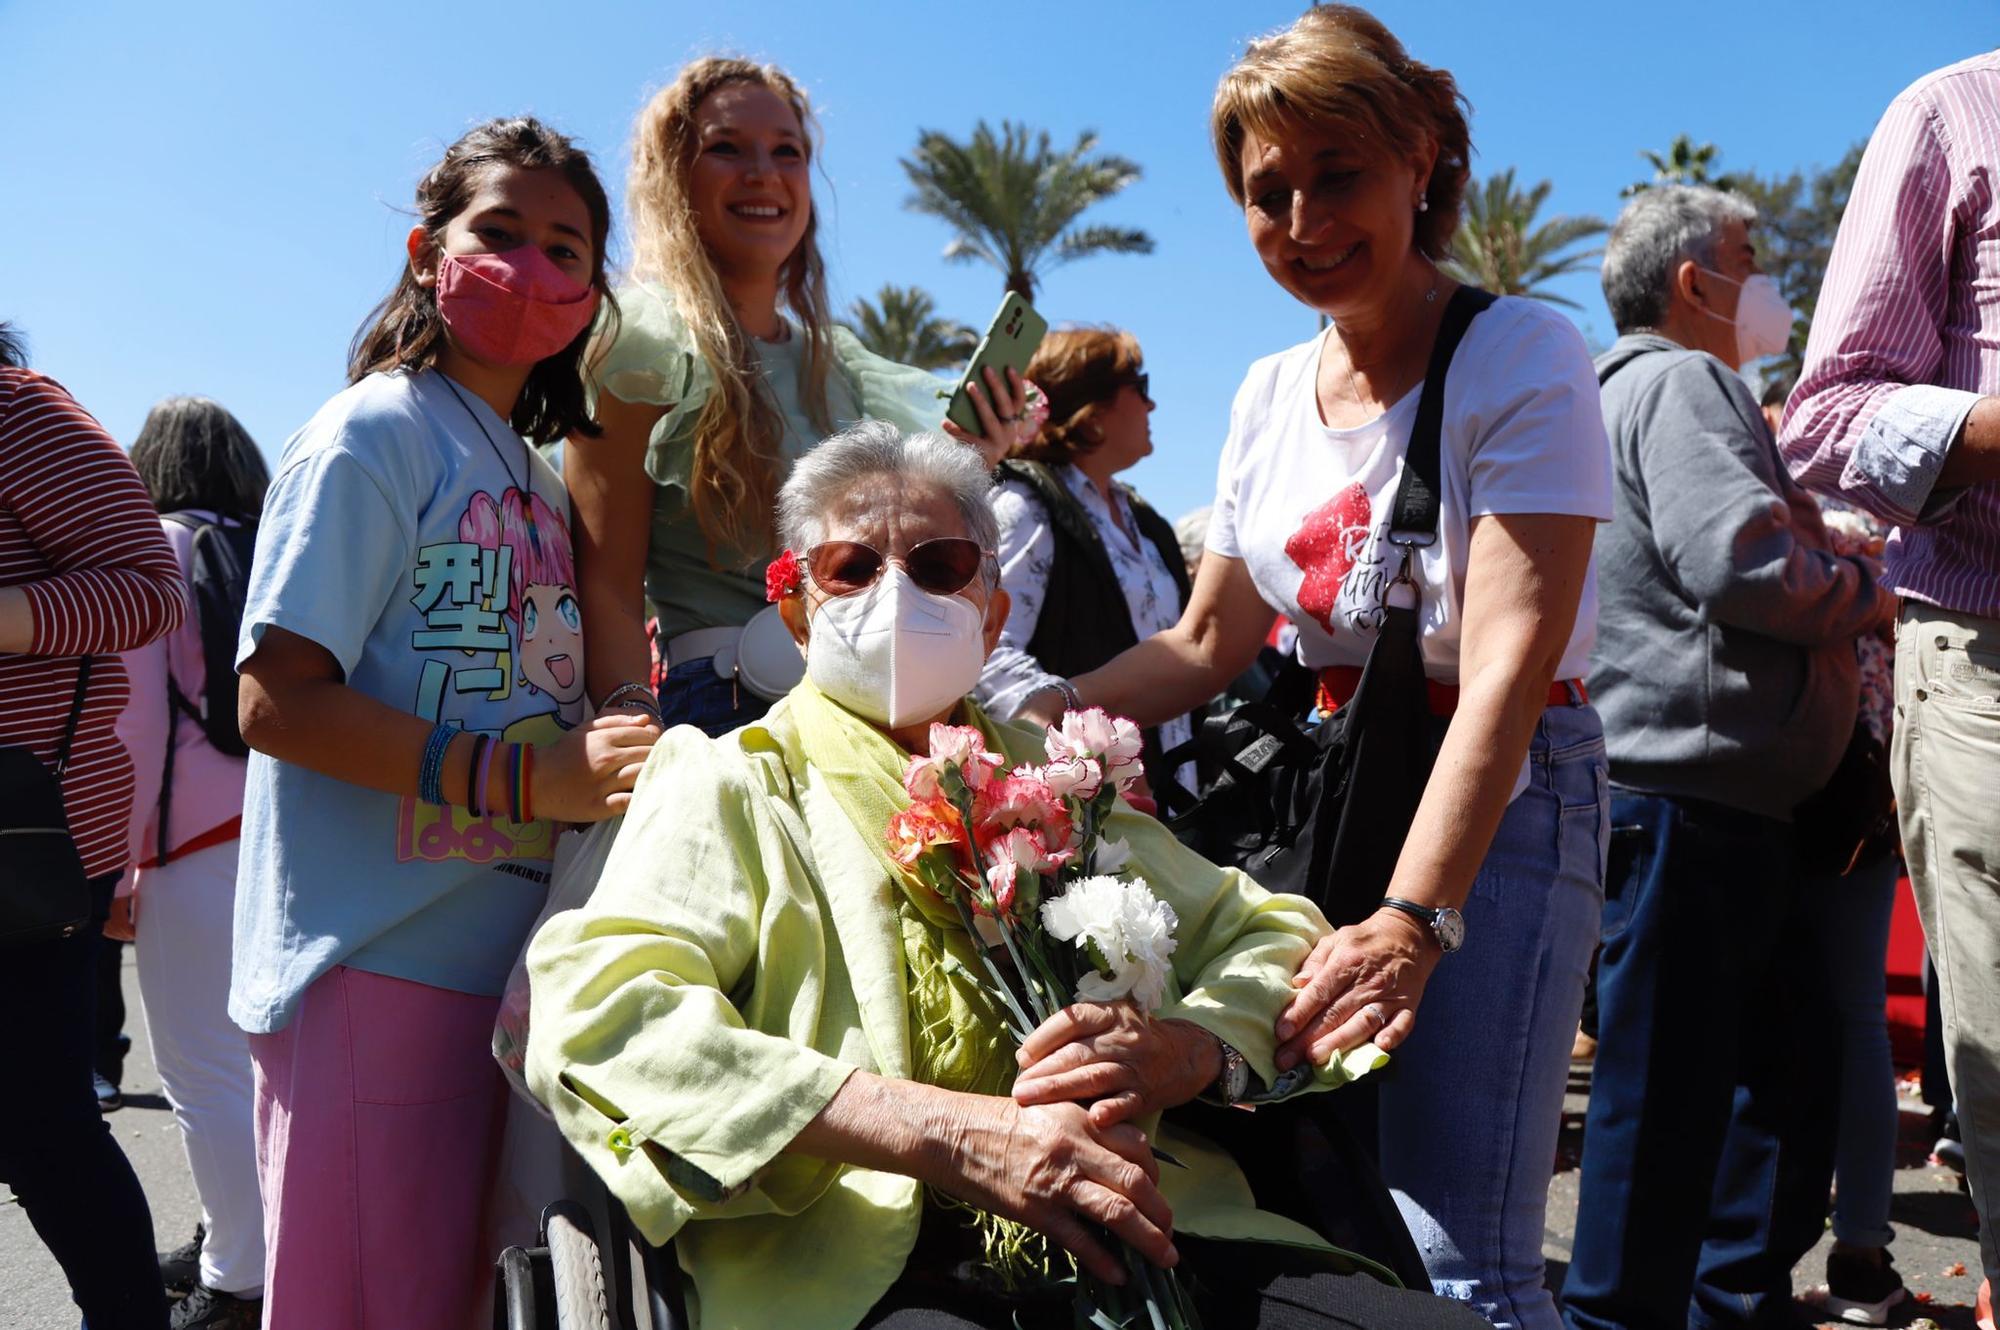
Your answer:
[1046,708,1145,795]
[1026,756,1104,803]
[904,724,1004,799]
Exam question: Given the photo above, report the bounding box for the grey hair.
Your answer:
[130,396,271,520]
[1601,185,1758,334]
[777,419,999,571]
[1173,506,1211,571]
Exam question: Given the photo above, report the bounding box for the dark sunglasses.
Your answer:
[1125,371,1151,404]
[805,537,990,598]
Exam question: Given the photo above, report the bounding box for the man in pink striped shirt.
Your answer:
[1780,51,2000,1315]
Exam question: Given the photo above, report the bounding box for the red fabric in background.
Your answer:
[1886,874,1927,1068]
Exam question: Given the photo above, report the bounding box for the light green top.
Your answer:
[590,281,950,642]
[525,692,1391,1330]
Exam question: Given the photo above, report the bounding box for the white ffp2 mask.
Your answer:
[1698,269,1794,365]
[805,566,988,728]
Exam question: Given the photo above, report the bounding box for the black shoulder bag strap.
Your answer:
[1387,286,1498,559]
[53,656,93,779]
[1297,286,1496,905]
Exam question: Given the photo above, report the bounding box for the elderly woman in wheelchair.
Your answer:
[524,422,1484,1330]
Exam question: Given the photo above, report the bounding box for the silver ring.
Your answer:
[1363,1003,1387,1026]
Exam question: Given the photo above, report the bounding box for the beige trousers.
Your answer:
[1893,602,2000,1282]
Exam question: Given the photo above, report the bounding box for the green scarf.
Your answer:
[782,680,1019,1099]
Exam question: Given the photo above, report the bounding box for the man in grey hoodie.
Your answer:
[1563,187,1898,1330]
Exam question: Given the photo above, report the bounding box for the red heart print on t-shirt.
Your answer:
[1284,483,1373,634]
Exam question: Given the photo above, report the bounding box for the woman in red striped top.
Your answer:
[0,320,186,1330]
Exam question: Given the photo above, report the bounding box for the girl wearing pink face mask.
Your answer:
[230,117,660,1329]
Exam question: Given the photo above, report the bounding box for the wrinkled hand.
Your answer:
[1274,909,1438,1072]
[534,712,662,823]
[934,1096,1175,1283]
[942,365,1030,469]
[102,894,137,943]
[1013,1003,1221,1129]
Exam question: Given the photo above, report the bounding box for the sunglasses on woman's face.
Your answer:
[805,537,990,598]
[1126,371,1151,404]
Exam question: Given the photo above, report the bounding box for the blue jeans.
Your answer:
[1379,703,1608,1330]
[1807,850,1901,1248]
[658,657,771,738]
[1563,792,1840,1330]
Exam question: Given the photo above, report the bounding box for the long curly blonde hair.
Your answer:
[628,57,837,561]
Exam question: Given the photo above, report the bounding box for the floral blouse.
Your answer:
[977,464,1192,792]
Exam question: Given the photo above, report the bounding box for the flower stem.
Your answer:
[941,890,1037,1043]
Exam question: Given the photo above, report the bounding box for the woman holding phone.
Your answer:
[1021,10,1613,1327]
[569,57,1028,737]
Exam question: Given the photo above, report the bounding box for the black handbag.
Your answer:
[1166,287,1494,925]
[0,657,97,946]
[1792,720,1897,876]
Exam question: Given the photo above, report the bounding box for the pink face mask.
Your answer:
[434,246,600,368]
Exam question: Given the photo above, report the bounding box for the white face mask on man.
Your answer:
[1696,268,1794,366]
[804,565,988,728]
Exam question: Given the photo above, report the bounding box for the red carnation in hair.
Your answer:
[765,548,803,603]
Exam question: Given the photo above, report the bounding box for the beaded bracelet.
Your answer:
[418,723,459,806]
[1048,678,1083,712]
[469,733,493,818]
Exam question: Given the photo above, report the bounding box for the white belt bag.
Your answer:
[665,605,805,703]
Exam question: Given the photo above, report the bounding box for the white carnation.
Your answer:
[1041,874,1179,1011]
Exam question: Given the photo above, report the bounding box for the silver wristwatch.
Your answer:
[1377,897,1466,954]
[1210,1038,1252,1106]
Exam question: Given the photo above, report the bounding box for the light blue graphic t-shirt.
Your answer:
[230,369,587,1033]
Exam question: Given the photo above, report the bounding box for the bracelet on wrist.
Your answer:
[1043,678,1082,712]
[418,723,459,806]
[600,681,662,721]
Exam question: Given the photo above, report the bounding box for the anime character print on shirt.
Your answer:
[1283,481,1401,637]
[396,485,581,866]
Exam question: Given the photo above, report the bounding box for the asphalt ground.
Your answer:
[3,950,1985,1328]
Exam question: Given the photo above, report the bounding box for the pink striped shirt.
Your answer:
[1779,51,2000,617]
[0,370,187,878]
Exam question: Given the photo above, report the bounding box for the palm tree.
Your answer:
[1447,169,1608,309]
[841,284,977,371]
[901,121,1153,302]
[1623,133,1738,198]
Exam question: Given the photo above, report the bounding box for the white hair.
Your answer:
[776,419,999,562]
[1601,185,1758,334]
[1173,506,1211,571]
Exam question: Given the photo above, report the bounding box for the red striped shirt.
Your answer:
[0,370,186,878]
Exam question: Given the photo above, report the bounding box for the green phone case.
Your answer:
[946,293,1049,434]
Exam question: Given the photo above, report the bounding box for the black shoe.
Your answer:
[159,1223,206,1297]
[1825,1246,1906,1326]
[1934,1109,1967,1172]
[169,1283,262,1330]
[93,1070,123,1112]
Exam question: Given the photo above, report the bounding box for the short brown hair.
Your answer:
[1015,328,1144,467]
[1211,5,1471,261]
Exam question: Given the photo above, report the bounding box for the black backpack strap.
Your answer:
[52,656,92,777]
[1387,286,1498,544]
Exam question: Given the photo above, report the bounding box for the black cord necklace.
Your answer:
[438,372,531,500]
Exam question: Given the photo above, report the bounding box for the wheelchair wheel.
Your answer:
[544,1201,610,1330]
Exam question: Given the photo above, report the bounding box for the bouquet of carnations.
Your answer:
[888,708,1200,1328]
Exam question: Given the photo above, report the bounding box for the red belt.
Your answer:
[1316,668,1589,718]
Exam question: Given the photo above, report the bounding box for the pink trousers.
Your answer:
[250,965,506,1330]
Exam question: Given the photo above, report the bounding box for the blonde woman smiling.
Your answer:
[569,57,1027,736]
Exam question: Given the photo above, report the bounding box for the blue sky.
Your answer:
[2,2,1990,522]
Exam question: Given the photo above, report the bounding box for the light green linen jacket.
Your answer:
[525,704,1360,1330]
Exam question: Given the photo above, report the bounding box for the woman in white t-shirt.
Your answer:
[1018,11,1611,1328]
